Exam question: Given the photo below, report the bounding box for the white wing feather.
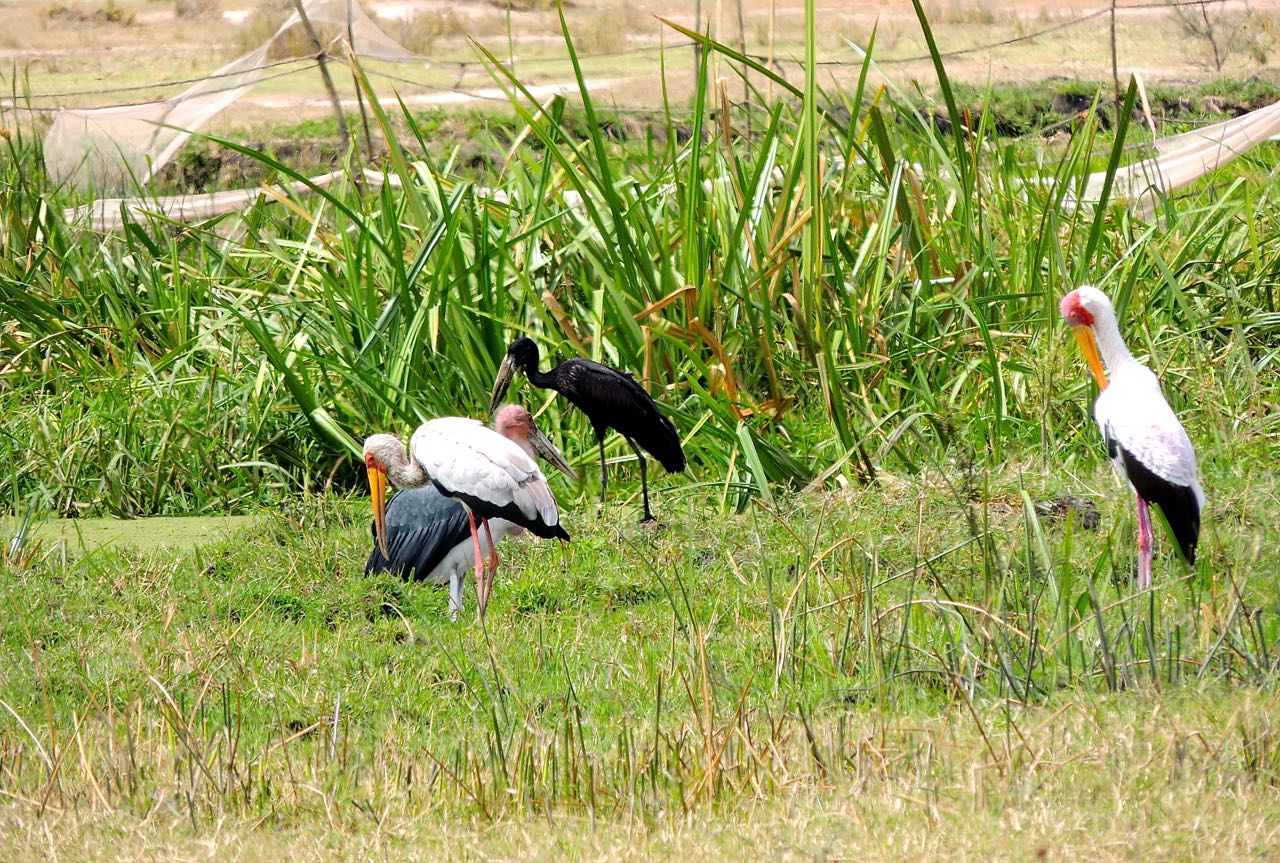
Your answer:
[1093,362,1203,505]
[409,417,561,527]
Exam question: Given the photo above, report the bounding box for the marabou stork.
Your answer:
[363,407,571,616]
[365,405,576,619]
[1060,285,1204,588]
[488,337,686,522]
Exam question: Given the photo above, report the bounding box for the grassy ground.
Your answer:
[5,0,1280,126]
[1,453,1278,858]
[6,686,1280,860]
[4,5,1280,856]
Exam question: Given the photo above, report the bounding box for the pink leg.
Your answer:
[1135,495,1154,591]
[466,508,486,617]
[479,519,500,614]
[482,519,500,578]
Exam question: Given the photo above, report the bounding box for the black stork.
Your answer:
[488,336,685,522]
[363,405,573,617]
[1060,285,1204,588]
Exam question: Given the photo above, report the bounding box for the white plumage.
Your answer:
[1061,285,1204,588]
[410,417,563,533]
[362,407,571,618]
[1094,363,1203,498]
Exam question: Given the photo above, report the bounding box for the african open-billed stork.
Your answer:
[1060,285,1204,588]
[488,337,685,522]
[363,407,571,616]
[365,405,576,619]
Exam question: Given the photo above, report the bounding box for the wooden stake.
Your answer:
[1109,0,1121,120]
[292,0,350,159]
[345,0,374,159]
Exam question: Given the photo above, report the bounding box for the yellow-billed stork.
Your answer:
[363,407,571,616]
[365,405,576,619]
[1060,285,1204,588]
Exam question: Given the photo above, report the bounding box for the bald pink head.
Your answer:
[492,403,534,442]
[491,403,577,481]
[1059,285,1115,328]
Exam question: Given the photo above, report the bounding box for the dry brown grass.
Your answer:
[173,0,218,19]
[3,688,1278,861]
[44,0,136,26]
[393,8,469,55]
[2,0,1277,123]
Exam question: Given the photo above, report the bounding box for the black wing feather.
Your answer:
[1105,427,1202,564]
[365,486,472,580]
[553,359,686,473]
[436,480,570,542]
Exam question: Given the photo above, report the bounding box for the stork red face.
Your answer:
[1058,291,1095,327]
[1060,288,1108,391]
[364,449,390,559]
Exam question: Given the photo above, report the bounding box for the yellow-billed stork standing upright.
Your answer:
[363,410,570,616]
[1060,285,1204,588]
[365,405,576,619]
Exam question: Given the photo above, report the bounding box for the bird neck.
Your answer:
[519,349,551,387]
[385,445,430,489]
[1092,310,1134,374]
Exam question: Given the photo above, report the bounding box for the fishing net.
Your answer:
[44,0,415,193]
[1070,100,1280,215]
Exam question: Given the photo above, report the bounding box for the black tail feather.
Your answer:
[1116,443,1201,564]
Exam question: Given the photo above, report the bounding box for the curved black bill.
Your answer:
[489,354,517,416]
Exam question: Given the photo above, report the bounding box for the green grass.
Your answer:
[0,457,1277,857]
[2,9,1280,858]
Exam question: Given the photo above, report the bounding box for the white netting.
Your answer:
[1072,100,1280,214]
[44,0,416,193]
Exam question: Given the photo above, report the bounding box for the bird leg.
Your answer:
[481,518,499,611]
[597,435,608,512]
[448,571,464,622]
[466,508,488,617]
[626,437,655,523]
[1135,495,1154,591]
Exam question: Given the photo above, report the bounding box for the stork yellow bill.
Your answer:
[363,406,576,620]
[367,457,390,559]
[1070,323,1109,391]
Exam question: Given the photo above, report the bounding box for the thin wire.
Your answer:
[2,63,320,113]
[745,0,1235,66]
[364,69,511,104]
[758,0,1233,67]
[364,68,706,118]
[374,40,700,70]
[3,55,316,101]
[2,42,700,103]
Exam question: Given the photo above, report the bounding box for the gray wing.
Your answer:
[365,486,472,582]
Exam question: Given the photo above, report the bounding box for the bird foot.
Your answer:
[638,516,664,532]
